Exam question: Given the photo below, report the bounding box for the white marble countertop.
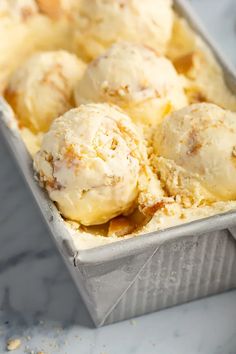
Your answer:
[0,0,236,353]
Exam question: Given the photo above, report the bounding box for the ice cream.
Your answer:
[5,51,86,133]
[168,15,236,111]
[34,103,164,226]
[0,0,38,19]
[152,156,217,208]
[73,0,174,60]
[2,1,236,249]
[36,0,81,20]
[20,128,43,157]
[153,103,236,206]
[74,42,187,126]
[0,0,38,91]
[67,199,236,249]
[0,0,78,92]
[135,201,236,237]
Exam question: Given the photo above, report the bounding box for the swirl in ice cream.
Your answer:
[73,0,174,60]
[74,42,187,126]
[5,51,85,133]
[34,103,164,226]
[153,103,236,206]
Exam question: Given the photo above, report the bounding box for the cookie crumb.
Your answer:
[6,338,21,351]
[232,146,236,157]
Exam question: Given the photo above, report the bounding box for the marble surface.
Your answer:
[0,0,236,353]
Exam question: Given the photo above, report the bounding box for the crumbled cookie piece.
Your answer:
[6,338,21,351]
[108,216,135,237]
[232,146,236,157]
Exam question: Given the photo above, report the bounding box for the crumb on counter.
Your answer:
[6,338,21,351]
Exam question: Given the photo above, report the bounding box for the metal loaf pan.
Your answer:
[1,0,236,327]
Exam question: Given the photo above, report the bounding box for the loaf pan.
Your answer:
[0,0,236,327]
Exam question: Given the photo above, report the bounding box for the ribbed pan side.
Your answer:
[105,230,236,325]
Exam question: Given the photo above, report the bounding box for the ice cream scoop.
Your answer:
[153,103,236,204]
[0,0,39,91]
[0,0,80,92]
[74,42,187,126]
[73,0,174,60]
[34,103,163,226]
[5,51,85,133]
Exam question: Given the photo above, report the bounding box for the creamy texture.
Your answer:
[73,0,174,60]
[152,156,216,208]
[0,0,38,18]
[34,103,164,226]
[153,103,236,204]
[168,15,236,111]
[137,201,236,236]
[67,222,133,250]
[68,201,236,250]
[20,128,43,156]
[0,0,77,92]
[5,51,85,133]
[36,0,81,20]
[2,2,236,249]
[0,0,38,91]
[75,42,187,126]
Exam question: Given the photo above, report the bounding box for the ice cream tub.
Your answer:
[1,0,236,327]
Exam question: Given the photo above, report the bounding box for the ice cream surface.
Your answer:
[5,51,85,133]
[137,201,236,237]
[73,0,174,60]
[36,0,81,20]
[2,1,236,249]
[168,15,236,111]
[67,200,236,250]
[0,0,38,91]
[75,42,187,126]
[0,0,80,92]
[20,128,43,156]
[0,0,38,18]
[34,103,163,226]
[153,103,236,205]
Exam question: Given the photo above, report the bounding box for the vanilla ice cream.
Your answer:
[36,0,81,20]
[168,16,236,111]
[34,103,164,226]
[136,201,236,237]
[0,0,38,19]
[67,199,236,249]
[73,0,174,60]
[5,51,85,133]
[153,103,236,205]
[20,128,43,156]
[75,42,187,126]
[0,0,38,91]
[0,0,79,92]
